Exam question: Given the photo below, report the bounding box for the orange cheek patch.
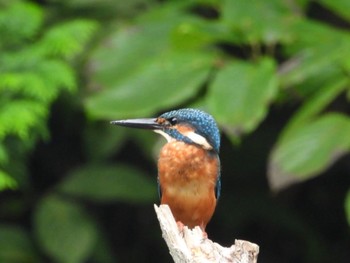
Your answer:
[175,124,194,134]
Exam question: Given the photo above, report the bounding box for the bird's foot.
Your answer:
[199,223,208,239]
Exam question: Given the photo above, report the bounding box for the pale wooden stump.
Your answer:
[154,204,259,263]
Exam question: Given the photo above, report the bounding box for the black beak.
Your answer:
[110,118,163,130]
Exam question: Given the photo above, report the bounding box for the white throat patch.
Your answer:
[154,130,212,150]
[182,131,213,150]
[154,130,175,142]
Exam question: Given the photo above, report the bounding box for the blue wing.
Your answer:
[215,173,221,200]
[215,157,221,200]
[157,176,162,199]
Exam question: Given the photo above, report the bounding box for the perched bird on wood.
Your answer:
[111,108,221,233]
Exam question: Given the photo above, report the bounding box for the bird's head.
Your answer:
[111,108,220,153]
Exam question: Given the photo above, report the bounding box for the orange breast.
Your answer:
[158,141,219,231]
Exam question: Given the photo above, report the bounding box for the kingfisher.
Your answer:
[111,108,221,233]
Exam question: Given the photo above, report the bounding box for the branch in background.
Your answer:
[154,204,259,263]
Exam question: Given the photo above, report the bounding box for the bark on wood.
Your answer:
[154,204,259,263]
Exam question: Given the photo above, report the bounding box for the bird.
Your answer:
[111,108,221,234]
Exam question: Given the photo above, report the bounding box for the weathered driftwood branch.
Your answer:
[154,204,259,263]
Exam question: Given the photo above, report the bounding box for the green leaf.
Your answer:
[36,60,77,94]
[0,2,43,45]
[0,225,39,263]
[345,189,350,226]
[0,170,17,191]
[59,164,157,203]
[268,114,350,191]
[282,63,345,98]
[34,195,97,263]
[281,20,350,87]
[280,78,348,141]
[50,0,153,14]
[0,60,76,103]
[85,17,215,119]
[0,100,47,140]
[207,58,278,140]
[318,0,350,22]
[221,0,299,44]
[170,16,227,50]
[39,19,98,58]
[86,50,214,119]
[88,22,172,85]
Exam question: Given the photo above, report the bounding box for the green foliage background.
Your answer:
[0,0,349,262]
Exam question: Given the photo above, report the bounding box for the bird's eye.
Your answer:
[168,117,177,125]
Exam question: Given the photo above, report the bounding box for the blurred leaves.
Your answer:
[0,1,43,46]
[268,78,349,191]
[0,0,350,262]
[269,114,350,190]
[0,1,97,190]
[318,0,350,22]
[278,79,348,141]
[345,189,350,226]
[86,16,216,119]
[60,164,157,203]
[39,19,98,58]
[0,170,17,191]
[0,100,47,140]
[34,195,97,263]
[207,58,278,140]
[221,0,300,44]
[280,20,350,90]
[84,0,350,192]
[87,49,214,119]
[0,225,39,263]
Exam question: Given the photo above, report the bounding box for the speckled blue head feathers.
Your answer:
[159,108,220,153]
